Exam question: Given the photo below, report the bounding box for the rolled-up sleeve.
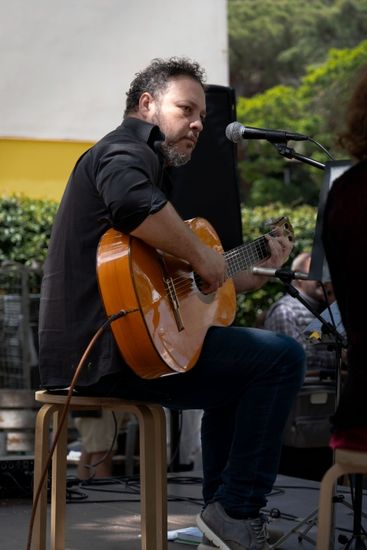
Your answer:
[95,142,167,233]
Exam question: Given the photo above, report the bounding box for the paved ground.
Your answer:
[0,467,366,550]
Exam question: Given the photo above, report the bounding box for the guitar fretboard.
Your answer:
[224,234,270,278]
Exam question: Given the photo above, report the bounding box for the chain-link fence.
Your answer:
[0,262,41,389]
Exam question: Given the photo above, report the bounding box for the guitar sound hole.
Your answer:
[193,273,215,304]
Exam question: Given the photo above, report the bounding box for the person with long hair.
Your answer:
[322,63,367,449]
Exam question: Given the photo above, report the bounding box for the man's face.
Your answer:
[147,76,206,166]
[301,279,328,303]
[297,257,334,304]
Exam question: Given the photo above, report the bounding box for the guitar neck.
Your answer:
[224,235,270,278]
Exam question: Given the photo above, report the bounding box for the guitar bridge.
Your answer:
[164,276,185,332]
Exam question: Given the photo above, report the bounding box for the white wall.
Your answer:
[0,0,228,141]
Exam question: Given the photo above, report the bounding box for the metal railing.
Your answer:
[0,262,41,389]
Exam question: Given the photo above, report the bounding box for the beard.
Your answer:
[160,142,191,167]
[152,109,192,167]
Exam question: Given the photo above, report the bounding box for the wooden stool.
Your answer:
[32,390,167,550]
[316,448,367,549]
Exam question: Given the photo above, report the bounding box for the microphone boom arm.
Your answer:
[272,143,325,170]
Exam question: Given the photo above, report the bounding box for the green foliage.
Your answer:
[299,40,367,146]
[235,40,367,206]
[236,83,323,206]
[0,195,58,268]
[228,0,367,96]
[0,197,317,330]
[235,203,317,327]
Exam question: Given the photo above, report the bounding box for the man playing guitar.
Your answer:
[39,57,305,550]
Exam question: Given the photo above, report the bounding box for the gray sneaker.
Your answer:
[197,501,269,550]
[197,527,283,550]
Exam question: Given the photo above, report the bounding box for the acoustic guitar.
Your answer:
[97,216,293,379]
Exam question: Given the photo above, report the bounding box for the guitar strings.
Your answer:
[158,225,291,299]
[167,236,269,287]
[167,234,269,289]
[163,236,270,298]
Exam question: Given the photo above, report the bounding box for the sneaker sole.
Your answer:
[196,513,231,550]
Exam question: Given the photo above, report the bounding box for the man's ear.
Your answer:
[139,92,155,120]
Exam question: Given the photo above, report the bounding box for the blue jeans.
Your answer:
[79,326,305,517]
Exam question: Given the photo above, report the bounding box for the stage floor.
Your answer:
[1,469,366,549]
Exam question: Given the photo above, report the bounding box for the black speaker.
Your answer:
[0,456,34,497]
[169,85,243,251]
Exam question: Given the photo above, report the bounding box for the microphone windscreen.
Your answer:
[225,122,243,143]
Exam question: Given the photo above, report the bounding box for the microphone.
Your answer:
[225,121,309,144]
[252,266,309,281]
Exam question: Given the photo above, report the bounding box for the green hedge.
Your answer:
[0,196,58,294]
[0,196,317,326]
[0,195,58,267]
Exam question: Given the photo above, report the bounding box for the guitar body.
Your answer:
[97,218,236,379]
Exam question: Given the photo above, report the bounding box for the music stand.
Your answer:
[308,160,352,283]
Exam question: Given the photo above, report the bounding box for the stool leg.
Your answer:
[124,419,138,477]
[316,463,344,550]
[136,405,167,550]
[32,404,59,550]
[50,407,68,550]
[150,405,167,550]
[317,463,367,550]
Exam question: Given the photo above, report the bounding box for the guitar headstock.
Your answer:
[264,216,294,242]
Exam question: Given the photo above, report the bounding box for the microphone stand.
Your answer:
[271,272,367,550]
[266,271,342,549]
[272,143,326,170]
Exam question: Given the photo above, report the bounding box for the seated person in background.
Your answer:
[264,252,335,376]
[264,252,336,480]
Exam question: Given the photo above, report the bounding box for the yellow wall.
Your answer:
[0,138,94,202]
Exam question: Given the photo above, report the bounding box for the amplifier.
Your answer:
[0,455,34,497]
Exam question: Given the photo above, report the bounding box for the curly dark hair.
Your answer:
[338,64,367,160]
[124,57,206,117]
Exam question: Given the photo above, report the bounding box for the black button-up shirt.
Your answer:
[38,118,168,387]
